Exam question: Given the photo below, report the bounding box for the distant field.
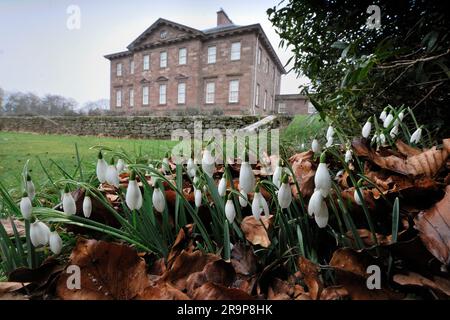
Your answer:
[0,132,176,191]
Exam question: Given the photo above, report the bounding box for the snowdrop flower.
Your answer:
[344,149,353,163]
[152,188,165,213]
[218,174,227,197]
[225,195,236,224]
[383,113,394,128]
[126,171,143,211]
[162,155,171,174]
[315,153,331,198]
[62,185,76,216]
[277,175,292,209]
[201,149,215,177]
[116,159,125,172]
[83,192,92,218]
[106,158,120,188]
[238,189,248,207]
[398,111,405,121]
[390,125,399,139]
[25,174,36,201]
[251,185,269,220]
[272,159,283,189]
[49,231,62,255]
[194,188,202,208]
[379,133,386,145]
[362,119,372,138]
[20,192,33,220]
[96,151,107,184]
[326,125,335,140]
[239,161,255,194]
[325,136,333,148]
[307,190,329,228]
[354,188,363,206]
[311,139,321,154]
[379,108,387,121]
[410,127,422,144]
[30,220,50,247]
[187,158,196,178]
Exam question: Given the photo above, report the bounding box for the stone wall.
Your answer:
[0,115,292,139]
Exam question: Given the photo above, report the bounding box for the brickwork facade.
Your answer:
[105,10,285,115]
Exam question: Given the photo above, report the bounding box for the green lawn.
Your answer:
[0,132,176,191]
[281,114,325,150]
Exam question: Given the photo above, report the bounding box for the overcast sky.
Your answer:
[0,0,308,106]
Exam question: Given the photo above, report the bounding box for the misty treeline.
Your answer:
[0,87,109,116]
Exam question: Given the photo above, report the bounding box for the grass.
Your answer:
[281,114,325,150]
[0,132,176,191]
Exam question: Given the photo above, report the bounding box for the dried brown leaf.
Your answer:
[393,272,450,297]
[193,282,253,300]
[240,215,273,248]
[297,257,323,300]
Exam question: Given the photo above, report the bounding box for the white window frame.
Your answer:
[206,82,215,104]
[130,60,134,75]
[159,84,167,105]
[116,63,122,77]
[263,90,267,110]
[160,51,167,68]
[255,84,260,106]
[143,55,150,71]
[142,86,149,106]
[265,58,269,73]
[230,42,241,61]
[179,48,187,65]
[278,103,287,114]
[207,46,216,64]
[228,80,239,103]
[257,47,262,65]
[116,89,122,107]
[177,83,186,104]
[129,88,134,107]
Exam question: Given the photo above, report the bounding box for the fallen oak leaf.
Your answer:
[193,282,254,300]
[56,238,149,300]
[414,185,450,265]
[297,257,323,300]
[240,215,274,248]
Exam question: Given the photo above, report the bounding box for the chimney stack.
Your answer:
[217,8,233,27]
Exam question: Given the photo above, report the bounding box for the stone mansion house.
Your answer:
[105,10,309,115]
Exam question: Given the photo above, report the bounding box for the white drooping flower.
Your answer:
[390,125,399,139]
[354,188,363,206]
[225,198,236,224]
[194,188,202,208]
[25,174,36,200]
[315,154,331,198]
[272,160,283,189]
[398,111,405,121]
[307,190,329,228]
[106,158,120,188]
[83,194,92,218]
[326,125,335,140]
[344,149,353,163]
[362,119,372,138]
[30,220,50,247]
[49,231,62,255]
[162,156,170,174]
[238,189,248,207]
[152,188,165,213]
[251,187,269,220]
[325,136,333,148]
[311,139,321,154]
[379,133,386,145]
[187,158,197,178]
[201,149,215,177]
[410,127,422,144]
[96,151,108,184]
[277,175,292,209]
[116,159,125,172]
[62,185,76,216]
[239,162,255,194]
[126,171,143,211]
[20,192,33,220]
[218,175,227,197]
[383,113,394,128]
[379,109,387,121]
[335,169,344,181]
